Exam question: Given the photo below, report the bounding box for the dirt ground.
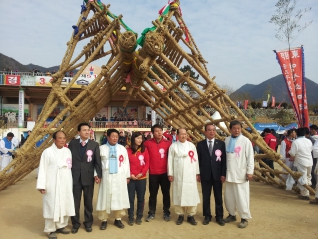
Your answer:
[0,169,317,239]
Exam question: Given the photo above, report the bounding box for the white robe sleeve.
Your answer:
[122,147,130,178]
[0,140,9,154]
[167,145,174,176]
[36,149,50,190]
[192,143,200,175]
[280,140,286,160]
[288,141,297,157]
[245,140,254,175]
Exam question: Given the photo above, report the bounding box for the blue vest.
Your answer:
[1,137,12,156]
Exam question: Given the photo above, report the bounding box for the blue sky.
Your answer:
[0,0,317,90]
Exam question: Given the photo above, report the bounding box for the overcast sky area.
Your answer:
[0,0,317,90]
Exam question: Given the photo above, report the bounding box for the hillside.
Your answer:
[231,74,318,105]
[0,53,30,72]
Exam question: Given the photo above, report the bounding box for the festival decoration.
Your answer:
[0,0,312,197]
[274,46,309,128]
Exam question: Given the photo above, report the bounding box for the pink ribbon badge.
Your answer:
[138,155,145,166]
[188,150,196,163]
[119,155,124,167]
[215,149,222,161]
[159,148,165,159]
[234,146,242,157]
[86,150,93,162]
[66,158,72,169]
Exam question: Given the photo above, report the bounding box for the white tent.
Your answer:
[205,111,227,131]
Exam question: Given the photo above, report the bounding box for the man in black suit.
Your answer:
[197,123,226,226]
[68,123,102,233]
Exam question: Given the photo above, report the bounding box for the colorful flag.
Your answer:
[271,96,276,108]
[274,46,309,128]
[244,100,249,110]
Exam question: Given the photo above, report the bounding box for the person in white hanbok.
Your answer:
[0,132,15,172]
[224,120,254,229]
[289,128,313,200]
[36,131,75,239]
[96,129,130,230]
[168,128,200,226]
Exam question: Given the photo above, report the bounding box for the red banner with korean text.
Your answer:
[5,75,20,85]
[244,100,248,110]
[274,46,309,128]
[271,96,275,108]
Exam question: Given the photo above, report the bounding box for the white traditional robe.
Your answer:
[168,140,200,206]
[224,135,254,220]
[224,135,254,183]
[36,144,75,223]
[0,138,14,171]
[96,144,130,213]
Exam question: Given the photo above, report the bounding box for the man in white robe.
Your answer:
[289,128,313,200]
[96,129,130,230]
[0,132,15,172]
[168,128,200,226]
[36,131,75,239]
[224,120,254,228]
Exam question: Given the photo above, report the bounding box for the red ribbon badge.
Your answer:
[188,150,196,163]
[119,155,124,167]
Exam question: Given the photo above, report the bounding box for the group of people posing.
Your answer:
[36,120,255,239]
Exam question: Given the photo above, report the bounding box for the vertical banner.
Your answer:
[18,89,24,128]
[244,100,249,110]
[274,46,309,127]
[271,96,276,108]
[151,96,156,126]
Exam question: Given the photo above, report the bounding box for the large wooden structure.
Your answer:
[0,0,314,195]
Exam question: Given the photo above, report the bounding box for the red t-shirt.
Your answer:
[127,148,149,179]
[144,138,172,175]
[264,133,277,150]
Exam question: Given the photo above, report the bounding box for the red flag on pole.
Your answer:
[244,100,248,110]
[271,96,275,108]
[274,46,309,128]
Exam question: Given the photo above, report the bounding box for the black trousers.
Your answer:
[127,179,147,218]
[260,158,275,178]
[71,179,94,228]
[148,173,171,215]
[311,158,317,188]
[201,178,224,219]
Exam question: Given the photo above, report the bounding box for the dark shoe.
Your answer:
[56,227,70,234]
[238,218,248,228]
[202,216,212,225]
[310,197,318,204]
[224,214,236,223]
[136,216,142,225]
[100,221,107,230]
[176,215,184,225]
[71,227,78,234]
[114,219,125,229]
[48,232,57,239]
[85,226,92,232]
[128,217,134,226]
[216,218,225,226]
[145,214,155,222]
[187,216,197,226]
[298,195,310,200]
[163,213,171,222]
